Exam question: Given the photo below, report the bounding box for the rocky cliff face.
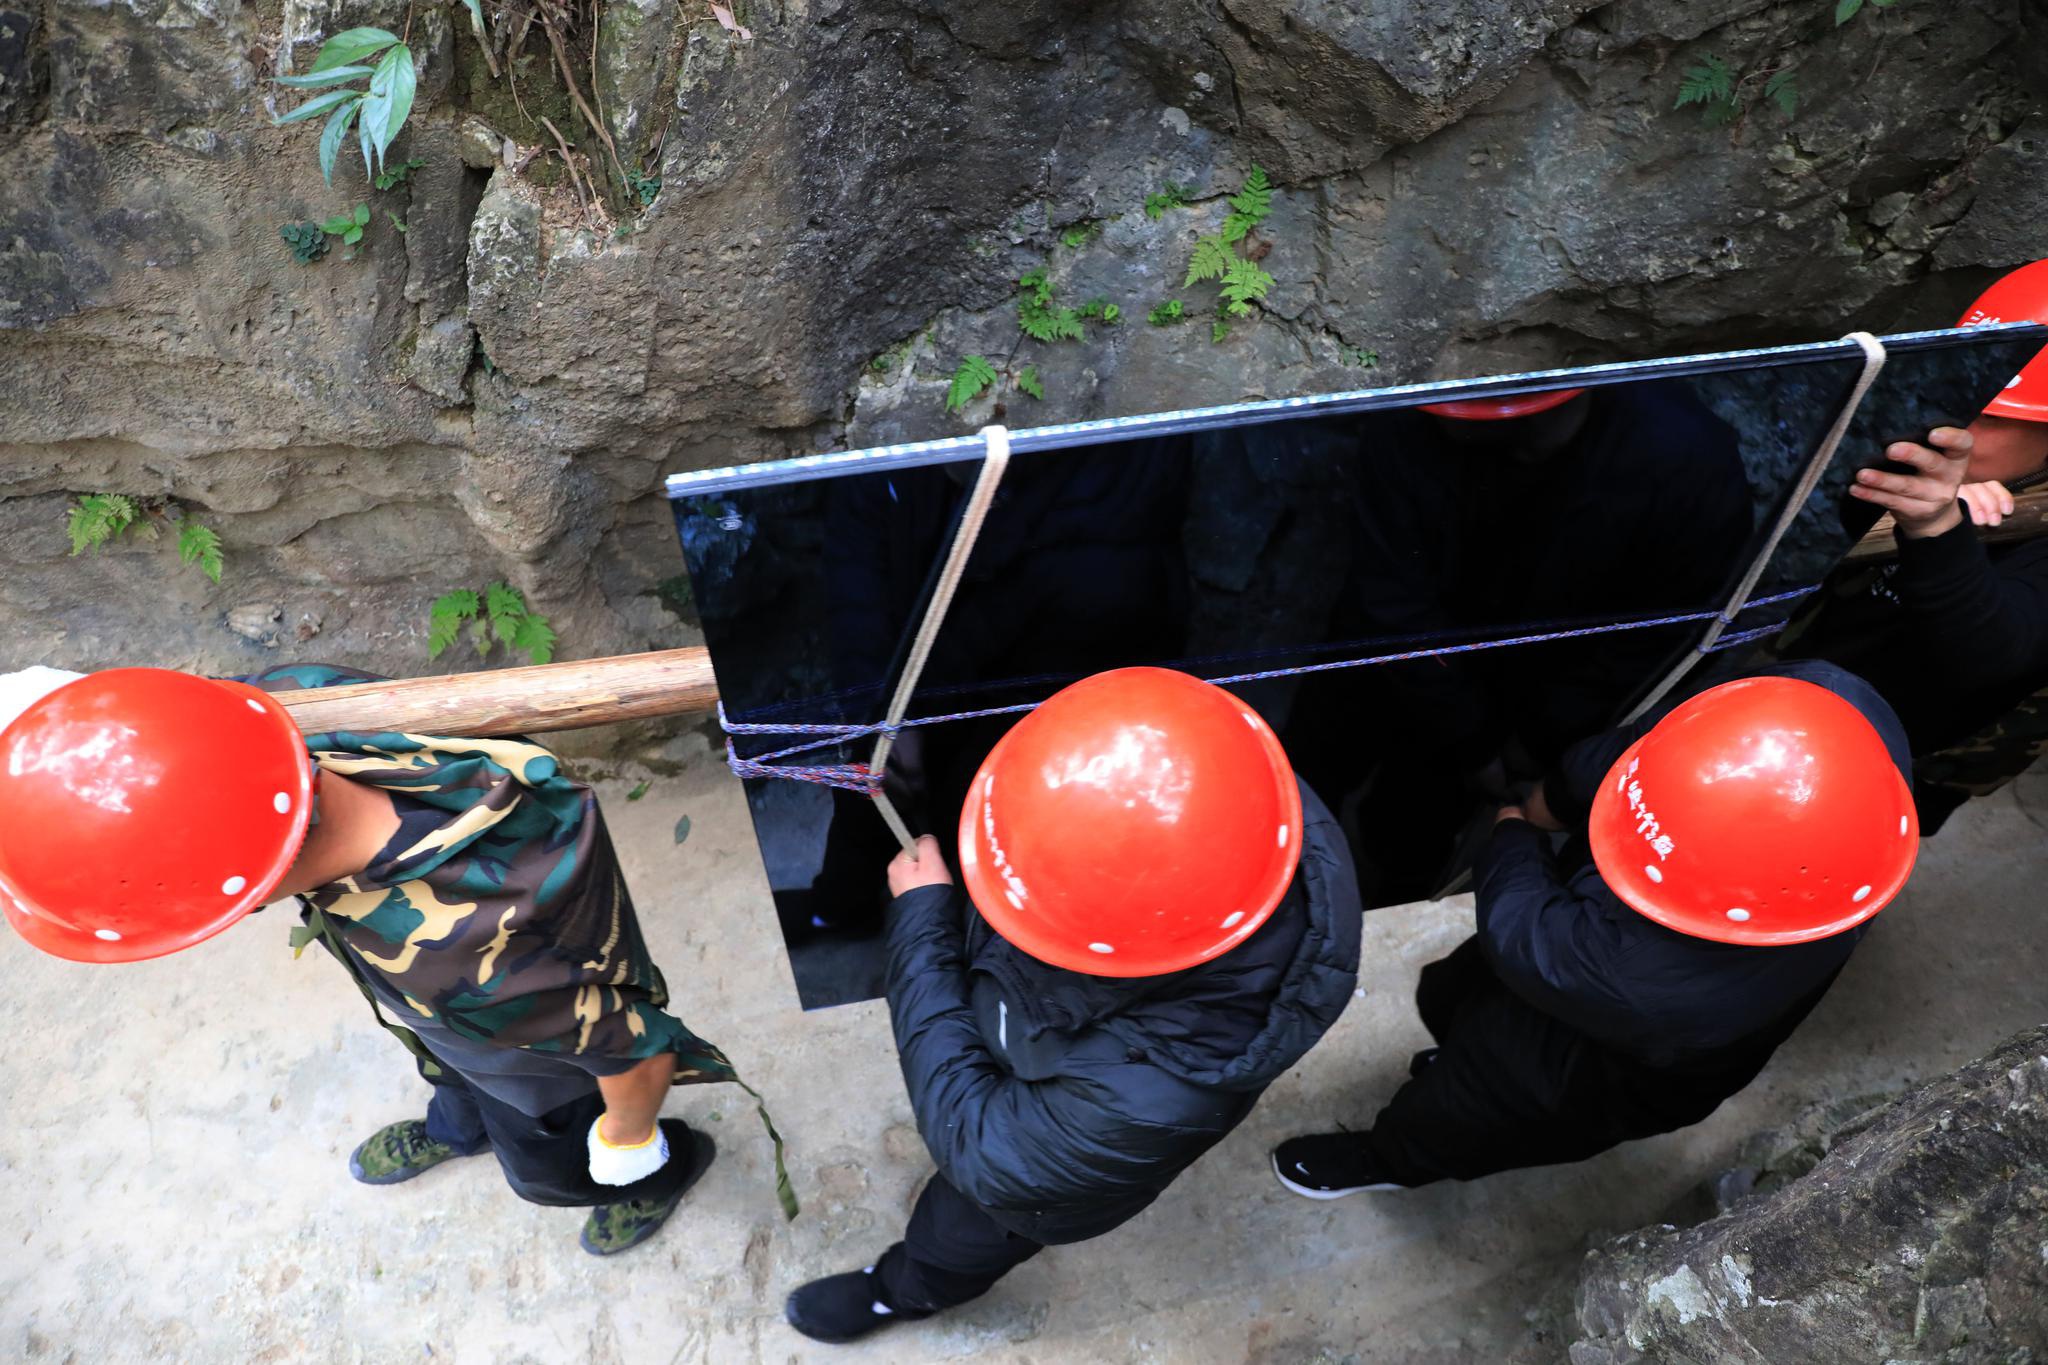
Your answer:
[1569,1025,2048,1363]
[1,0,2043,685]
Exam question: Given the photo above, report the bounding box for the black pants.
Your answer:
[1361,939,1780,1187]
[872,1173,1045,1314]
[418,1054,694,1208]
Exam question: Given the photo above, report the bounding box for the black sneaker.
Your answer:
[785,1264,916,1344]
[580,1122,715,1257]
[1272,1133,1407,1199]
[348,1119,474,1186]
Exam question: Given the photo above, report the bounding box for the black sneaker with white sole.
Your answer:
[1271,1133,1408,1199]
[784,1264,920,1344]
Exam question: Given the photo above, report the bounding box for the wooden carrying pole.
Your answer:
[270,487,2048,740]
[1844,486,2048,565]
[271,647,719,738]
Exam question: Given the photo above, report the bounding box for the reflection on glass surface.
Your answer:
[675,329,2043,1008]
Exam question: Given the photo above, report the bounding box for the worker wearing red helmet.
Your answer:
[1807,259,2048,829]
[1274,658,1915,1193]
[782,668,1362,1343]
[1289,378,1752,903]
[0,663,764,1255]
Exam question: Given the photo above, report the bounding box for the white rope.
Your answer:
[1623,330,1889,722]
[868,426,1014,853]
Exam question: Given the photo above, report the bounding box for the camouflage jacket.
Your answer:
[247,664,733,1086]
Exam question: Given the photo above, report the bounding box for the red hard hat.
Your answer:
[958,667,1303,977]
[1956,258,2048,423]
[1419,388,1587,421]
[0,669,315,963]
[1589,677,1917,947]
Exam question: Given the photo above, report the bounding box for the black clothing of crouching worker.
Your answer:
[1276,660,1906,1193]
[784,780,1361,1342]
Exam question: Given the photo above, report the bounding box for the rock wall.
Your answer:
[2,0,2045,688]
[1568,1025,2048,1363]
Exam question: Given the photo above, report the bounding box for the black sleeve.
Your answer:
[1473,821,1640,1039]
[1540,710,1659,830]
[1894,522,2048,696]
[882,884,1216,1216]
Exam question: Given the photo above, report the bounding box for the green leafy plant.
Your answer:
[385,211,408,234]
[1185,236,1235,286]
[279,221,329,264]
[176,522,224,584]
[1835,0,1896,23]
[1059,221,1100,249]
[945,355,999,413]
[1014,365,1045,400]
[66,494,225,581]
[274,27,417,184]
[1017,268,1086,342]
[625,168,662,207]
[1675,52,1798,125]
[428,583,558,664]
[1078,297,1120,324]
[1217,256,1276,318]
[1341,345,1380,368]
[1180,169,1279,340]
[1144,182,1194,220]
[1147,299,1187,326]
[372,156,426,190]
[319,203,372,249]
[67,494,139,556]
[1221,165,1272,243]
[1764,69,1800,118]
[1675,54,1739,123]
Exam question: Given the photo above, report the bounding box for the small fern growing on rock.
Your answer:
[429,583,557,664]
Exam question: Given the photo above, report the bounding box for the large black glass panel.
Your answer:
[673,326,2045,1008]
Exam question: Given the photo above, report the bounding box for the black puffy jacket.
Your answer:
[1481,660,1912,1073]
[883,780,1361,1244]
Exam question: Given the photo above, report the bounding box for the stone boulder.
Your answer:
[1569,1026,2048,1363]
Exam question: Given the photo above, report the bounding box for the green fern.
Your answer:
[66,494,140,556]
[1147,299,1187,326]
[946,355,999,413]
[486,582,528,645]
[1059,221,1099,248]
[176,521,225,584]
[1221,165,1272,242]
[1017,268,1085,342]
[428,584,554,664]
[1014,365,1045,400]
[1219,256,1276,317]
[1144,182,1194,220]
[1211,319,1232,344]
[1674,54,1742,123]
[1764,69,1799,118]
[1185,236,1234,286]
[1675,54,1733,108]
[510,609,557,664]
[1078,297,1120,324]
[428,589,480,659]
